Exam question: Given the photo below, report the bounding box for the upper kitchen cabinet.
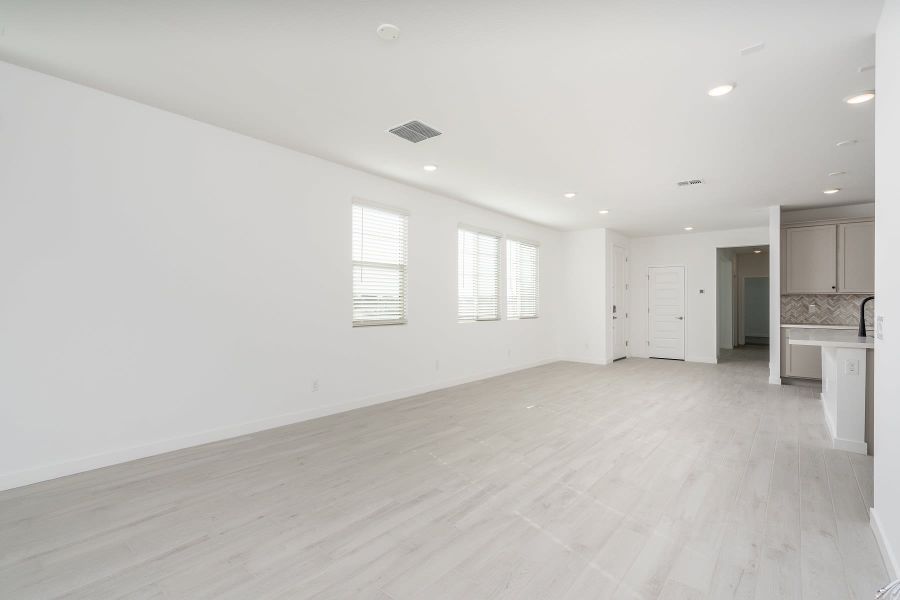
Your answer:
[837,221,875,293]
[782,219,875,294]
[785,224,837,293]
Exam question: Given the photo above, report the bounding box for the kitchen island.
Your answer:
[789,329,874,454]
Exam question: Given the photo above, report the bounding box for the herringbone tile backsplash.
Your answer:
[782,294,874,326]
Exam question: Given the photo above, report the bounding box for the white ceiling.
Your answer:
[0,0,883,235]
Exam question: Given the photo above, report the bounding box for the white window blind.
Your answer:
[507,239,539,319]
[352,202,408,326]
[458,227,500,321]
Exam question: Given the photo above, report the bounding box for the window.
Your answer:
[352,202,408,326]
[458,227,500,321]
[507,239,539,319]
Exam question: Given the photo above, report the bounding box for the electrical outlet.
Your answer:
[844,360,859,376]
[312,379,319,392]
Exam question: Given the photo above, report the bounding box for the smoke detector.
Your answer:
[377,24,400,41]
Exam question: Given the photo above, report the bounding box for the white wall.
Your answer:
[872,0,900,578]
[717,249,735,352]
[768,206,781,384]
[0,61,565,490]
[629,227,769,363]
[560,229,607,363]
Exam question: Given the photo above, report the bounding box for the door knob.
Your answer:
[676,316,684,320]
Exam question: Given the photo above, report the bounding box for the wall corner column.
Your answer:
[768,205,782,385]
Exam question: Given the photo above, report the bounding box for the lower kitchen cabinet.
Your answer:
[781,328,824,379]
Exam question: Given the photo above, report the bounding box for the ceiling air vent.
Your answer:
[388,120,442,143]
[676,179,704,187]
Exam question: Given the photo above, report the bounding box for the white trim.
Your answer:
[831,438,867,454]
[687,355,718,364]
[781,216,873,228]
[504,234,541,247]
[352,319,407,327]
[871,508,900,579]
[609,244,629,361]
[351,196,410,216]
[820,393,868,454]
[0,358,558,492]
[561,356,610,366]
[457,222,503,239]
[821,392,837,440]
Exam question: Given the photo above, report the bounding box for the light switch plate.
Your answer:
[876,315,884,340]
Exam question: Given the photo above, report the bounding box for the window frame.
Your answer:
[506,236,540,320]
[457,224,503,323]
[351,198,409,327]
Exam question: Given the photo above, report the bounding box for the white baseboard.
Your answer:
[871,508,900,579]
[687,355,718,364]
[0,358,558,492]
[822,392,838,441]
[624,351,716,365]
[559,356,610,366]
[831,437,867,455]
[819,392,867,455]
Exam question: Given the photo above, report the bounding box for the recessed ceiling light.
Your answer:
[823,188,841,194]
[753,249,762,254]
[828,171,846,177]
[836,139,858,147]
[844,90,875,104]
[708,83,735,97]
[563,192,577,199]
[598,209,609,214]
[376,24,400,41]
[423,164,438,172]
[683,226,694,231]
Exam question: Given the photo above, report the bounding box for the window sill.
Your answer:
[457,318,501,324]
[353,320,407,327]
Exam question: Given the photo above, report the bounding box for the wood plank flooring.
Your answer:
[0,348,889,599]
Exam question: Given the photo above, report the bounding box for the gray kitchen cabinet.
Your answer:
[837,221,875,293]
[781,328,823,379]
[785,225,837,293]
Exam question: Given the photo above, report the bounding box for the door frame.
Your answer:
[611,245,629,360]
[647,265,686,360]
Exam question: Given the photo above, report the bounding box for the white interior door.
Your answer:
[612,246,627,359]
[649,266,685,360]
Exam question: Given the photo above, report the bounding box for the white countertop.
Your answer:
[781,324,856,330]
[787,328,874,349]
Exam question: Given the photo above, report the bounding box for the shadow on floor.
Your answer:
[718,345,769,364]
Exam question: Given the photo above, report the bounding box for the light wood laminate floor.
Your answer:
[0,349,889,599]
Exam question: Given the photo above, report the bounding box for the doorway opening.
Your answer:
[717,245,770,363]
